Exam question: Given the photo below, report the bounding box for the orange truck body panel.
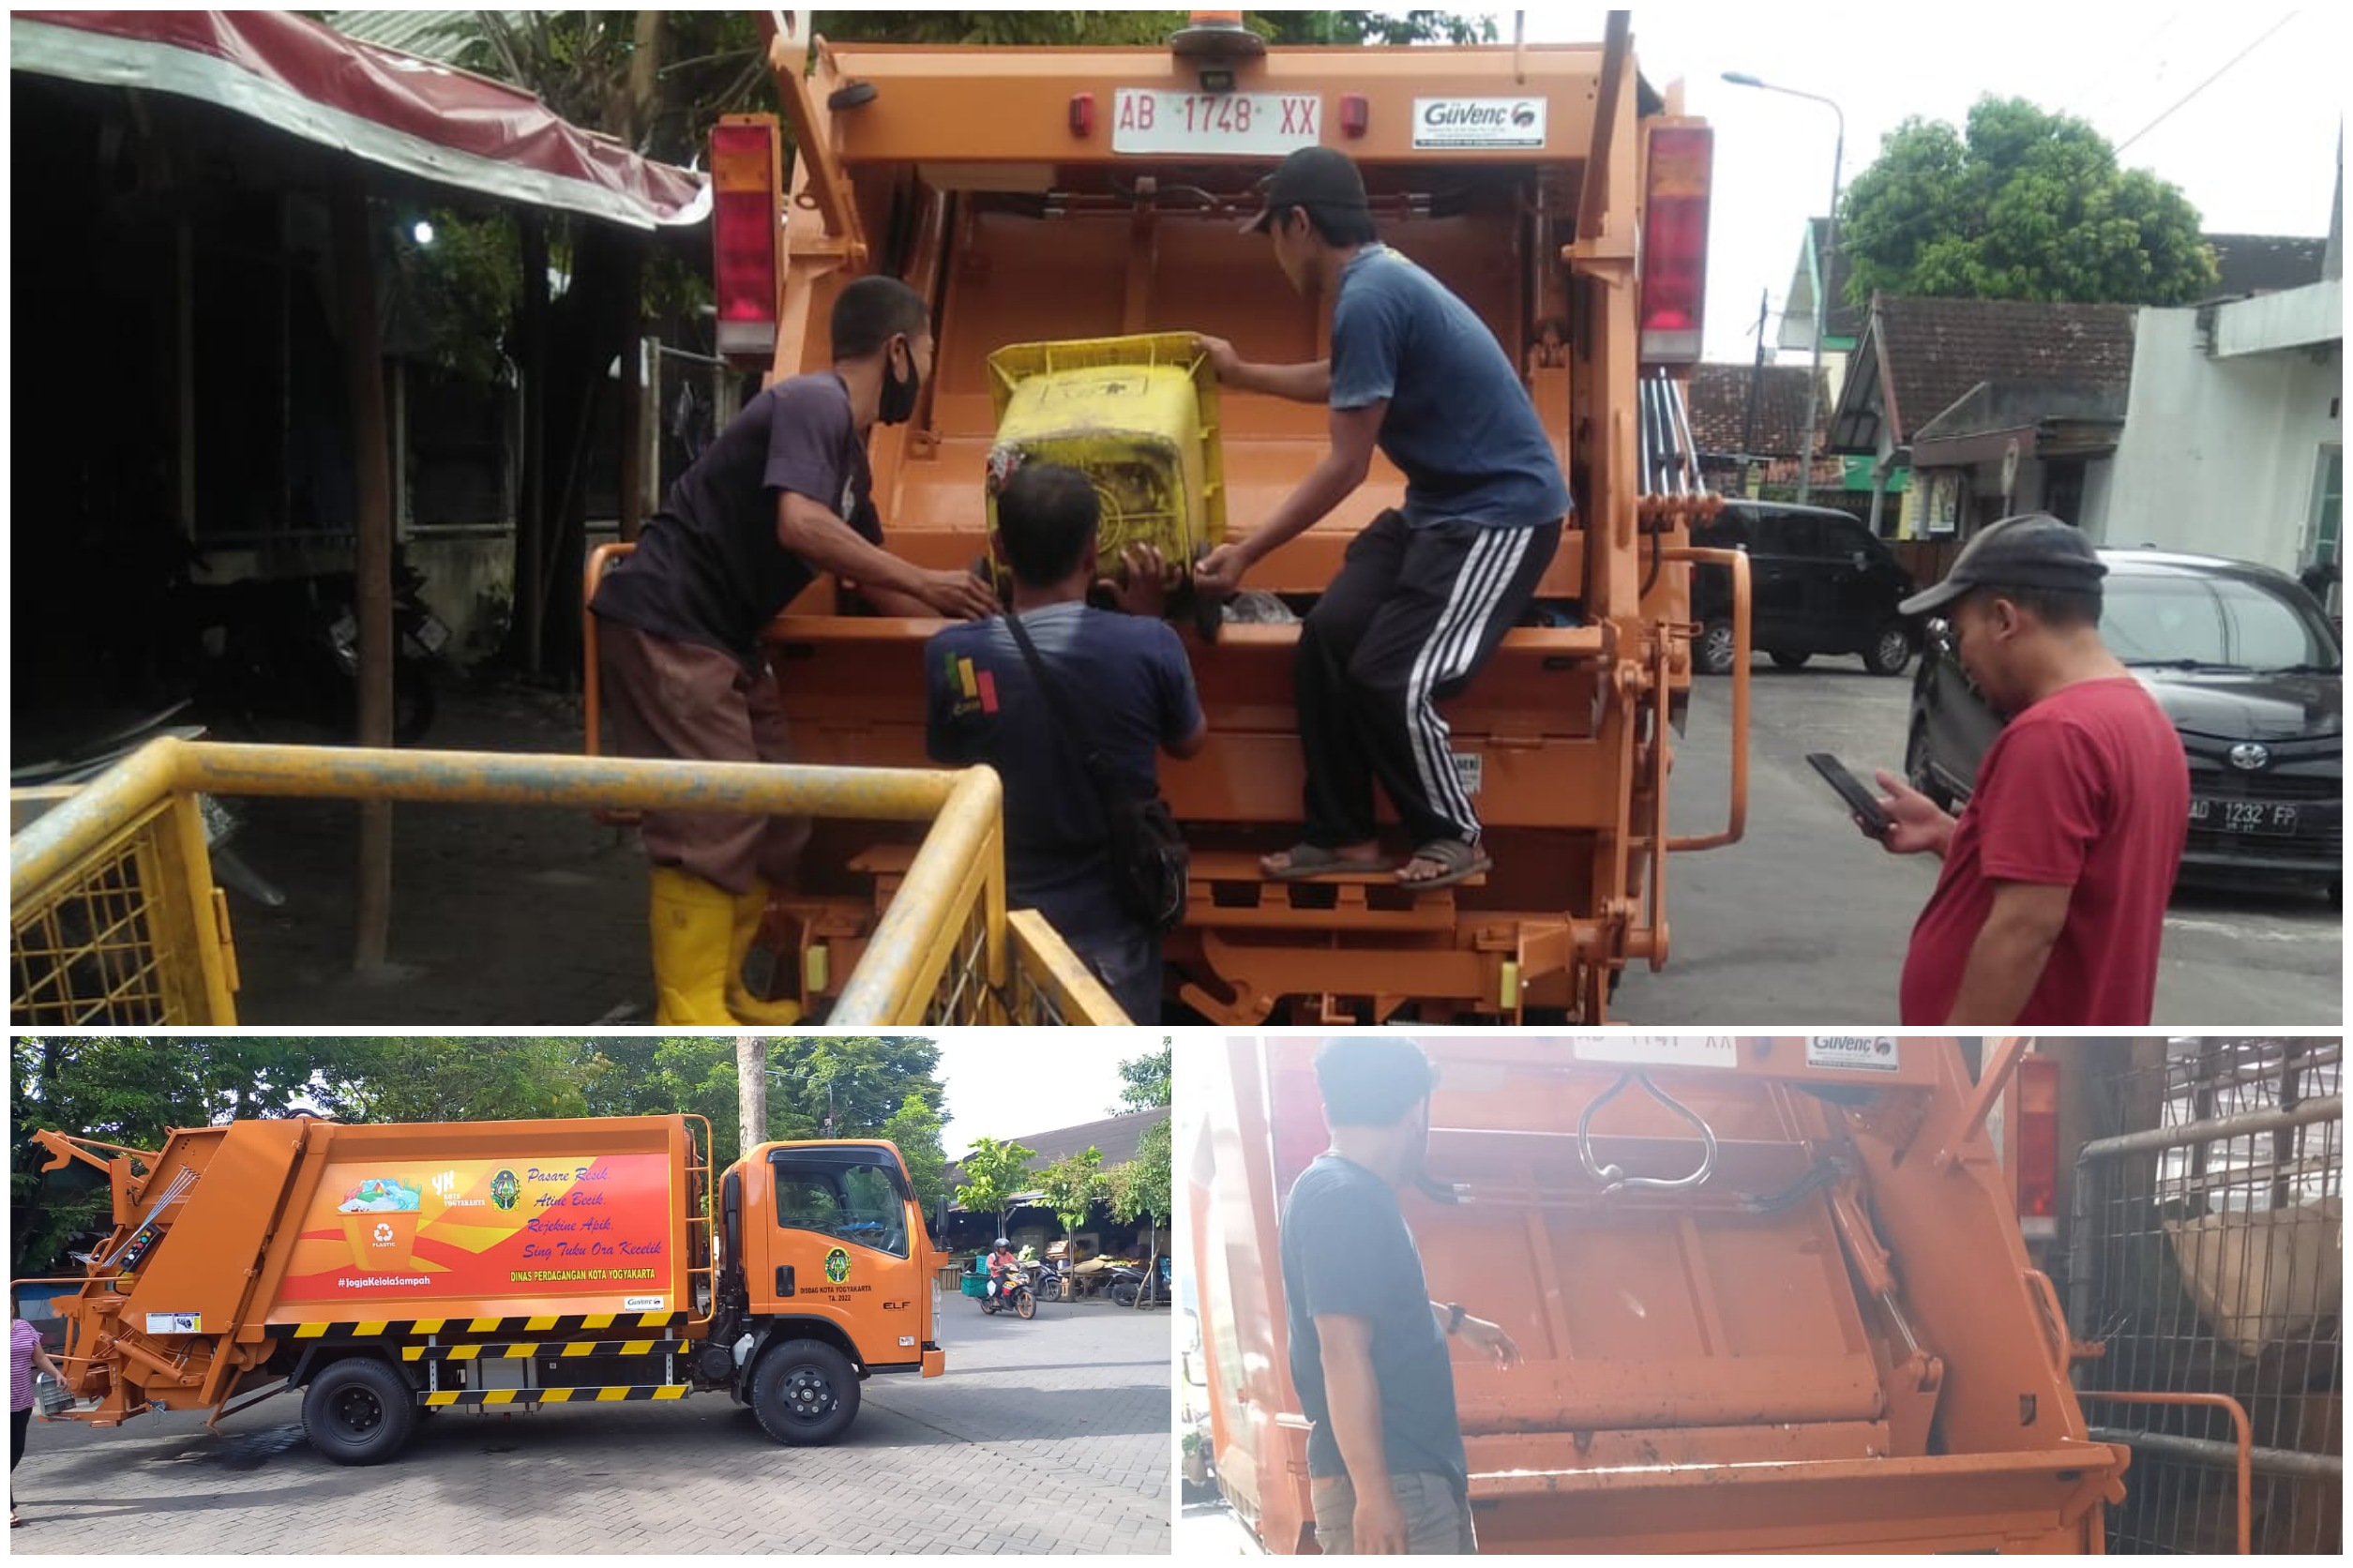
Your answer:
[1186,1036,2128,1554]
[32,1116,939,1442]
[616,14,1742,1024]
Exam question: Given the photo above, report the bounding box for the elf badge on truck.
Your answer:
[22,1114,943,1464]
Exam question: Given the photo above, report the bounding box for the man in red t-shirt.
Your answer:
[1863,515,2189,1025]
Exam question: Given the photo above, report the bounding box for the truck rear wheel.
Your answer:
[749,1339,861,1446]
[302,1357,416,1466]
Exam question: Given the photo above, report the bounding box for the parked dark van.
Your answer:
[1692,501,1919,676]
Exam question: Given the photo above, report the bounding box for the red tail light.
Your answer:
[2015,1054,2059,1241]
[711,115,781,359]
[1639,123,1712,365]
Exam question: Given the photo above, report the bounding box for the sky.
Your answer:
[929,1029,1147,1157]
[1523,3,2345,362]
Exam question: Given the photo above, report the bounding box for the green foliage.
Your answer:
[387,206,521,387]
[1116,1041,1175,1113]
[955,1136,1038,1233]
[1106,1117,1173,1232]
[811,10,1486,49]
[1037,1145,1107,1238]
[881,1091,950,1220]
[1839,96,2216,308]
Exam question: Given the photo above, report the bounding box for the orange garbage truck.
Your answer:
[23,1114,943,1464]
[589,9,1747,1027]
[1185,1036,2131,1553]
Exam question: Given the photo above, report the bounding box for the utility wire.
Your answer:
[2116,10,2300,154]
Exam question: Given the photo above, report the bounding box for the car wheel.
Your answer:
[1863,622,1914,677]
[301,1357,416,1467]
[1697,620,1736,676]
[1905,717,1953,814]
[749,1339,861,1446]
[1770,651,1811,670]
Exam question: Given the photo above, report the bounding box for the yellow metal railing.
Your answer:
[9,738,1126,1027]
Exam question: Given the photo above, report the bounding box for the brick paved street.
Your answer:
[8,1301,1172,1553]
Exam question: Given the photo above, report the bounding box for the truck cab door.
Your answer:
[757,1145,930,1372]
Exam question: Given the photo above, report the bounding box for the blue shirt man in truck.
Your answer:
[1195,144,1573,891]
[1280,1035,1522,1554]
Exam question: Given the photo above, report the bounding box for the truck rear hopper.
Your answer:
[1187,1036,2129,1554]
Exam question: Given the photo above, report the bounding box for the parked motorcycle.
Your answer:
[1108,1256,1172,1309]
[171,554,447,746]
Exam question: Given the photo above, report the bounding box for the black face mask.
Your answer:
[879,340,921,426]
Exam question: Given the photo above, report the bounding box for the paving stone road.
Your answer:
[8,1300,1171,1554]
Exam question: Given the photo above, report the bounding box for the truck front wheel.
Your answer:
[302,1357,416,1466]
[750,1339,861,1446]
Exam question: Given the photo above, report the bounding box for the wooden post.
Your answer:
[332,174,396,972]
[518,214,550,676]
[618,333,647,544]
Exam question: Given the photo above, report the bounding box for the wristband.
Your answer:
[1445,1302,1467,1335]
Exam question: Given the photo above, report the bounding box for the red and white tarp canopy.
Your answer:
[11,10,710,230]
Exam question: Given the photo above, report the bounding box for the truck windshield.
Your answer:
[772,1151,912,1259]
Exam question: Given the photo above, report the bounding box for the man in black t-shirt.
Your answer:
[1279,1035,1522,1555]
[590,276,995,1025]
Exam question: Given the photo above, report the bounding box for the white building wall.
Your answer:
[2104,295,2344,569]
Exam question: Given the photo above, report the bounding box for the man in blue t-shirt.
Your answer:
[926,463,1206,1021]
[1281,1035,1522,1554]
[1196,146,1573,891]
[590,276,997,1026]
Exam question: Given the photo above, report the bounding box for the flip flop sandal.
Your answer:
[1396,839,1492,891]
[1263,842,1397,882]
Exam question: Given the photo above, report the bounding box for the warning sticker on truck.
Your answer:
[623,1296,666,1312]
[1807,1036,1900,1072]
[1573,1038,1738,1070]
[145,1312,201,1334]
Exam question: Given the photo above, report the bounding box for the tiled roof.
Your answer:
[1870,296,2138,443]
[2203,234,2327,299]
[1687,362,1826,458]
[947,1107,1167,1195]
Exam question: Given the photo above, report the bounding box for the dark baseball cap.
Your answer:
[1242,145,1369,233]
[1898,512,2108,617]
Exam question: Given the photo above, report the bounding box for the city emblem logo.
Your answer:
[824,1246,852,1284]
[490,1168,521,1211]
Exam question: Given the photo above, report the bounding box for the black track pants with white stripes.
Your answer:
[1295,510,1561,849]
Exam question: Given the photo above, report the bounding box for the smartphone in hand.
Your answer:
[1806,752,1893,840]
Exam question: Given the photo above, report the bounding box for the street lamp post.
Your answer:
[1723,71,1844,506]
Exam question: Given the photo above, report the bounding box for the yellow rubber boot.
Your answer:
[727,882,805,1026]
[649,867,736,1026]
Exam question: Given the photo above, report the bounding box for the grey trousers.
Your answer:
[1310,1470,1477,1555]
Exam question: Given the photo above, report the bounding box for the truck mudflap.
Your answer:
[1468,1442,2130,1555]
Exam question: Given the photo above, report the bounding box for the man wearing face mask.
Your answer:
[1861,514,2188,1026]
[1280,1035,1521,1555]
[591,275,997,1024]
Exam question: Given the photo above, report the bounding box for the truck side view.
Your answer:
[1186,1036,2132,1554]
[24,1114,942,1464]
[590,9,1749,1026]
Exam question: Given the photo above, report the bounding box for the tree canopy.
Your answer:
[954,1136,1038,1238]
[1838,96,2216,309]
[1115,1041,1174,1114]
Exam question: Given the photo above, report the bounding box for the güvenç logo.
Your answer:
[1413,98,1546,150]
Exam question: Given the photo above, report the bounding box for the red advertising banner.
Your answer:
[276,1151,676,1307]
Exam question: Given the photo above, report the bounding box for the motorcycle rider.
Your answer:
[987,1238,1019,1302]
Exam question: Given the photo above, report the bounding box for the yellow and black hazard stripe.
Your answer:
[418,1385,689,1408]
[400,1339,688,1363]
[266,1311,682,1340]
